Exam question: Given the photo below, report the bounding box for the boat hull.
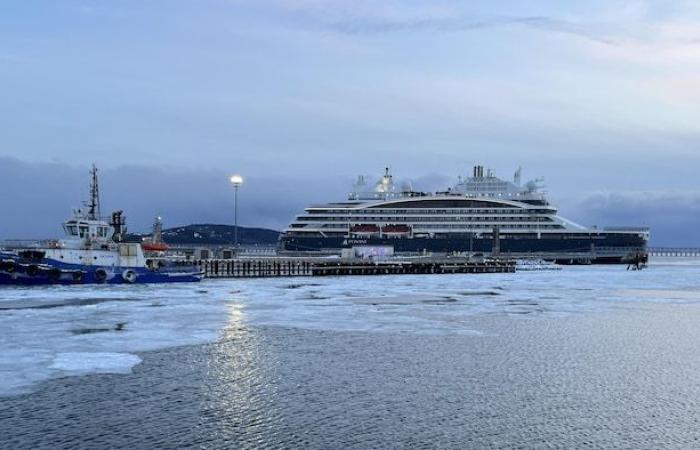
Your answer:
[0,257,203,286]
[279,232,648,264]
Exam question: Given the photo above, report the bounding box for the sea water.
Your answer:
[2,258,700,448]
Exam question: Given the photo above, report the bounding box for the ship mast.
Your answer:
[87,164,101,220]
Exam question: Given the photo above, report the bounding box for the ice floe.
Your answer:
[1,258,700,396]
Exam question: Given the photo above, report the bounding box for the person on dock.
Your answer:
[627,252,647,271]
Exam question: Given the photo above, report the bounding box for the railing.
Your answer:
[0,239,54,249]
[156,244,277,256]
[649,247,700,257]
[0,240,280,256]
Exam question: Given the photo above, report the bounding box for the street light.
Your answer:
[230,174,243,249]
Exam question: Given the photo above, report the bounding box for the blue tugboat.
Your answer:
[0,166,203,285]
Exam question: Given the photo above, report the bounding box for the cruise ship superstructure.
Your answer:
[279,166,649,263]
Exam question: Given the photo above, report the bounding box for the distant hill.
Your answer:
[139,224,281,246]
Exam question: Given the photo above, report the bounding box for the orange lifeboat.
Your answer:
[381,224,411,234]
[350,224,380,234]
[142,242,169,252]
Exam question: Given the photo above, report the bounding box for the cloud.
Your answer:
[247,0,700,60]
[324,14,619,46]
[234,0,655,45]
[561,190,700,247]
[579,21,700,65]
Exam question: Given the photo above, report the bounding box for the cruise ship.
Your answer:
[279,166,649,264]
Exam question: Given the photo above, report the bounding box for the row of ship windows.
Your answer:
[308,209,551,215]
[64,225,110,238]
[290,226,565,237]
[300,224,562,230]
[296,216,554,223]
[412,224,559,230]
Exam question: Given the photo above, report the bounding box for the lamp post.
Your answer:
[229,174,244,249]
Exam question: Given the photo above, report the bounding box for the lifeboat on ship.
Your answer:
[141,216,169,252]
[381,224,412,236]
[350,224,380,236]
[142,242,169,252]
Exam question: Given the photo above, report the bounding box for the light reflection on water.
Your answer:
[202,303,283,443]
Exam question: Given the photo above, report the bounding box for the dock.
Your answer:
[196,257,515,279]
[197,258,314,278]
[310,259,515,276]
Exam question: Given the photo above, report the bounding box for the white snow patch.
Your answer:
[50,352,142,375]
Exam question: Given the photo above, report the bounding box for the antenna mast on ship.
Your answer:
[87,164,101,220]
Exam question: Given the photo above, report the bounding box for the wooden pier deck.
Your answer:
[197,257,515,279]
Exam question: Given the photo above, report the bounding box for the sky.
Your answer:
[1,0,699,245]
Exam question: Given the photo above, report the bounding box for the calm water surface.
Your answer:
[2,259,700,449]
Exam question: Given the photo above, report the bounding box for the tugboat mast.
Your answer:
[86,164,101,220]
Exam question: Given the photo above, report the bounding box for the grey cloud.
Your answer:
[322,14,617,45]
[507,16,617,45]
[559,191,700,247]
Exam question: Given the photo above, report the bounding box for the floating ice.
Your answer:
[0,283,231,396]
[1,258,699,396]
[50,352,142,375]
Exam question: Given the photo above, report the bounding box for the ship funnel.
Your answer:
[110,210,126,242]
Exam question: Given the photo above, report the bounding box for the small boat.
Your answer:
[0,166,203,285]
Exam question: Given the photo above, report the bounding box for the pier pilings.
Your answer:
[196,257,515,279]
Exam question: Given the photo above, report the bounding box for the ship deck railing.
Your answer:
[0,239,60,250]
